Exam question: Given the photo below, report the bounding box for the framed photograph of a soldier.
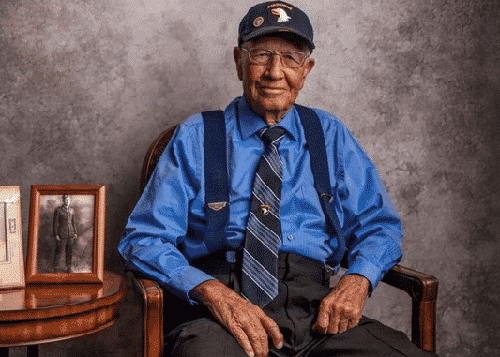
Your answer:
[26,185,106,284]
[0,186,25,290]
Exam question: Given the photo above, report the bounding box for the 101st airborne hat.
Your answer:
[238,1,315,50]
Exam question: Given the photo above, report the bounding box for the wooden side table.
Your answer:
[0,271,127,357]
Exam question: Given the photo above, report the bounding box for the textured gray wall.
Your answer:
[1,0,499,356]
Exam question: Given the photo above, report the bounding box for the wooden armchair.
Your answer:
[130,125,439,357]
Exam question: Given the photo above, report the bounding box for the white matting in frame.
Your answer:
[0,186,25,290]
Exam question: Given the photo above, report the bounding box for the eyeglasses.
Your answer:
[240,48,309,68]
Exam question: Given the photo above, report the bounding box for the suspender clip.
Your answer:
[208,201,228,211]
[325,264,339,275]
[321,193,332,203]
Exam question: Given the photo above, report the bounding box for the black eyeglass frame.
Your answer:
[240,47,310,68]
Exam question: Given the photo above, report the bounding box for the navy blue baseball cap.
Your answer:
[238,1,315,50]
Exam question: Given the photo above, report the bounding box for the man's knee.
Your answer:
[164,318,247,357]
[312,317,438,357]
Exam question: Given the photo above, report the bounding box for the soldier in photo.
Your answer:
[53,194,78,273]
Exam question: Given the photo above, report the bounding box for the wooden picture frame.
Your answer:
[0,186,25,290]
[26,185,106,284]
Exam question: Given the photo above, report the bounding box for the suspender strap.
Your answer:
[295,105,346,267]
[202,111,233,253]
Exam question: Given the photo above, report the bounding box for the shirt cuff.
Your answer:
[167,265,216,305]
[344,257,385,293]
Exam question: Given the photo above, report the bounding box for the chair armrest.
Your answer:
[129,273,164,357]
[381,264,438,353]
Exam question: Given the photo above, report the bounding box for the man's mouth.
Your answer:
[258,86,287,96]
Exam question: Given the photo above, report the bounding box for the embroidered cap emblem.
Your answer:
[260,204,271,215]
[270,8,291,23]
[253,16,265,27]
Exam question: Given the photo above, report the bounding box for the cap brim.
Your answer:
[240,26,315,50]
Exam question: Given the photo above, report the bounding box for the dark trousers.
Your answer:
[164,253,438,357]
[53,237,73,270]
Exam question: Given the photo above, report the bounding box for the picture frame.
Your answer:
[0,186,25,290]
[26,185,106,284]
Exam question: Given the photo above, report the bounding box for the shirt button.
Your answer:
[287,235,294,241]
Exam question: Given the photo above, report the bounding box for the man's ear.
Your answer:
[234,47,243,81]
[299,57,315,89]
[303,57,315,79]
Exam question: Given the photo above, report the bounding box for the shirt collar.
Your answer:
[237,96,299,142]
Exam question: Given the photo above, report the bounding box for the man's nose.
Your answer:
[265,53,285,79]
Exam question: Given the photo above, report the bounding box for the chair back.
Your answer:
[140,125,179,193]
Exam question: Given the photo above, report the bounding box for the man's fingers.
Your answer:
[262,315,283,349]
[231,327,255,357]
[314,275,369,335]
[313,301,331,333]
[241,322,268,357]
[338,318,349,334]
[326,308,341,334]
[222,315,267,357]
[347,317,360,330]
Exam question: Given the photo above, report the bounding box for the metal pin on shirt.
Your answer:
[260,204,271,215]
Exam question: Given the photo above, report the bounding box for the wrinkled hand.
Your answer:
[191,280,283,357]
[313,274,370,335]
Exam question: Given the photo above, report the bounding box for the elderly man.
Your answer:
[119,2,437,356]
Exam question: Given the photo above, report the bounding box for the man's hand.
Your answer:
[55,235,61,242]
[191,280,283,357]
[313,274,370,335]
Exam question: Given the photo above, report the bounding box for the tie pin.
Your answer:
[260,204,271,215]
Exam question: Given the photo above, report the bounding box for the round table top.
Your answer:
[0,271,126,322]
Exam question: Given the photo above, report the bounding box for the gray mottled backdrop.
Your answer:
[1,0,499,356]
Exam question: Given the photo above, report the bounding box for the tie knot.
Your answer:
[260,126,286,146]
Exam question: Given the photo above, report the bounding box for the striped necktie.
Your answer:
[241,126,286,307]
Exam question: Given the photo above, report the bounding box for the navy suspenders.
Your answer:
[295,105,346,267]
[202,111,237,253]
[201,107,345,268]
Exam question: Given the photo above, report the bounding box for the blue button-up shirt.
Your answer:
[118,96,402,304]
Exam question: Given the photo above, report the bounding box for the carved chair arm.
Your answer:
[381,264,438,353]
[130,273,164,357]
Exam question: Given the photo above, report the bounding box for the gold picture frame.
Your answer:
[26,185,106,284]
[0,186,24,290]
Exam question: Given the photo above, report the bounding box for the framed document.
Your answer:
[26,185,106,284]
[0,186,24,290]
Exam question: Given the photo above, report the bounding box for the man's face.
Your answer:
[234,36,315,120]
[63,196,70,206]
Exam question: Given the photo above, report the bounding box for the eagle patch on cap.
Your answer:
[270,7,291,23]
[252,16,265,27]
